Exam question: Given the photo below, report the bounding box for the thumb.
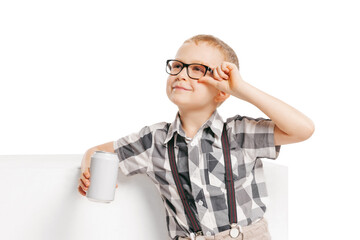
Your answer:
[198,76,219,87]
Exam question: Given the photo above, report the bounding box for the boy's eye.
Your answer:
[172,62,183,69]
[191,65,205,73]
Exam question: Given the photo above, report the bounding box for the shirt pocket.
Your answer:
[204,148,254,189]
[204,151,226,188]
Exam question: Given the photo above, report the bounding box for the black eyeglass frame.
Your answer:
[166,59,214,80]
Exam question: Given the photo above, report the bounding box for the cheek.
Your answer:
[195,82,218,98]
[166,77,173,96]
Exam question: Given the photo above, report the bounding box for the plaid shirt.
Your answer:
[113,110,280,240]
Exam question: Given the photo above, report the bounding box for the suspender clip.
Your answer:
[229,223,243,238]
[190,231,204,240]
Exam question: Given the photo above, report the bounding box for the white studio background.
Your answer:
[1,0,359,239]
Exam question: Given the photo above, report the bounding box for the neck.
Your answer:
[178,107,216,138]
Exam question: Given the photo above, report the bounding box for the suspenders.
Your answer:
[221,123,237,225]
[221,124,243,239]
[168,136,201,233]
[168,123,242,240]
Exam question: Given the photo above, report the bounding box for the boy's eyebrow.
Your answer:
[175,58,212,67]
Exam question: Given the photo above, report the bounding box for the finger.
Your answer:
[79,178,89,191]
[217,66,229,80]
[81,176,90,188]
[198,76,221,88]
[221,62,230,73]
[80,173,90,186]
[213,67,221,81]
[85,168,91,178]
[222,65,229,74]
[116,184,118,188]
[83,171,90,179]
[78,185,86,196]
[223,62,237,72]
[78,185,85,196]
[82,168,90,180]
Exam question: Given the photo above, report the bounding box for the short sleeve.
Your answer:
[113,126,153,176]
[231,115,281,160]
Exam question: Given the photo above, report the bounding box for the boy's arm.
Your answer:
[199,62,315,146]
[80,141,114,172]
[232,81,314,146]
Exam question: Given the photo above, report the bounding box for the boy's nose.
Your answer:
[176,67,188,80]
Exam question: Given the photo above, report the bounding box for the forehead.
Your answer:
[175,42,224,67]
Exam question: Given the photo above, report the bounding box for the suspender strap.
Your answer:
[168,137,201,233]
[221,123,238,224]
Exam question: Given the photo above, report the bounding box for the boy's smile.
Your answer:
[172,82,192,92]
[166,41,225,111]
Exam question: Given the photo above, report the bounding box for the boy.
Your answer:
[78,34,314,240]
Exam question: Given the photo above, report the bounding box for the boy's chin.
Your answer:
[172,101,211,112]
[171,100,192,109]
[168,95,216,110]
[168,96,187,106]
[171,100,191,109]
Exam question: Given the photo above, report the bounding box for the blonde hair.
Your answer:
[184,34,239,69]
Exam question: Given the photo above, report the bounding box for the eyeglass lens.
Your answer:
[166,60,207,79]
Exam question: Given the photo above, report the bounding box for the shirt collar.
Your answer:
[164,112,185,145]
[163,110,224,145]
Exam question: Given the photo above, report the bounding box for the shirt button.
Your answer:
[206,231,212,236]
[190,141,197,147]
[198,200,203,206]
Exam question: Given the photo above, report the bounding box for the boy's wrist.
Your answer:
[81,147,98,172]
[232,80,252,102]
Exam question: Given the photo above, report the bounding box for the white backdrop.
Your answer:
[1,0,359,239]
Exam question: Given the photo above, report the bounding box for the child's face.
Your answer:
[166,42,225,111]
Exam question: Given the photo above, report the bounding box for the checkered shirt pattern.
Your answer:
[113,110,280,240]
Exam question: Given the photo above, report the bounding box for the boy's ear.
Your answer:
[214,90,230,103]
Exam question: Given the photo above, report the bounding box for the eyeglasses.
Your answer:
[166,59,213,80]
